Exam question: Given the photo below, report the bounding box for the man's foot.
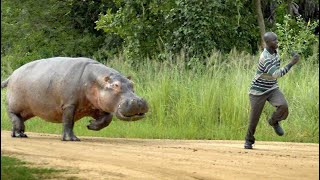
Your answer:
[11,131,28,138]
[244,141,254,149]
[268,119,284,136]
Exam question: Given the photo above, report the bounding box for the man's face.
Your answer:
[266,34,278,50]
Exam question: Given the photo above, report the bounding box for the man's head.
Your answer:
[263,32,278,50]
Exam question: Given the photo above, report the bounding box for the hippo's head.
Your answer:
[91,74,148,121]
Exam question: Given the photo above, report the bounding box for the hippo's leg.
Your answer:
[62,105,80,141]
[87,112,113,131]
[8,112,28,138]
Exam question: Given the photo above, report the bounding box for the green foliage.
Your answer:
[164,0,259,56]
[275,14,319,60]
[66,0,116,35]
[96,0,259,61]
[1,0,106,77]
[273,0,289,25]
[96,0,171,62]
[1,155,66,180]
[65,0,125,62]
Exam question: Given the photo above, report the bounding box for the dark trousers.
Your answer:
[245,88,289,144]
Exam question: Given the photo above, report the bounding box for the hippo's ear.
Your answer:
[97,76,111,89]
[104,76,110,82]
[127,76,132,80]
[103,76,112,89]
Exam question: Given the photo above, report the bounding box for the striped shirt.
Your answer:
[249,48,292,95]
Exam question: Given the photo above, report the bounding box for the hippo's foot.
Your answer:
[87,119,101,131]
[11,131,28,138]
[87,118,111,131]
[62,136,80,141]
[62,133,80,141]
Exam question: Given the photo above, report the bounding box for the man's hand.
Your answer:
[290,52,300,66]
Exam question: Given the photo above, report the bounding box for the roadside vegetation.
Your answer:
[1,155,71,180]
[1,48,318,143]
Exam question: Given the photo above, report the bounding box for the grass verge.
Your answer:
[1,155,73,180]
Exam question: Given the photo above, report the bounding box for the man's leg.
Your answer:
[245,94,268,148]
[267,88,289,136]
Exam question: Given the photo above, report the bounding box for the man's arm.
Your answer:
[265,53,300,79]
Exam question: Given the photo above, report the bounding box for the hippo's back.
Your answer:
[12,57,97,77]
[6,57,100,122]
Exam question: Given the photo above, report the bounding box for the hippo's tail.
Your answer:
[1,77,10,89]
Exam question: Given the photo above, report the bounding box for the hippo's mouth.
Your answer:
[115,109,146,121]
[115,98,148,121]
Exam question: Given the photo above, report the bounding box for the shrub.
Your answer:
[275,14,319,60]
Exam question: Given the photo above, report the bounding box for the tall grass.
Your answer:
[1,49,319,143]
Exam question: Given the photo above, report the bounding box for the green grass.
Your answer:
[1,49,319,143]
[1,155,69,180]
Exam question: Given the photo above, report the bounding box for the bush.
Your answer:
[275,14,319,60]
[1,0,107,77]
[96,0,259,61]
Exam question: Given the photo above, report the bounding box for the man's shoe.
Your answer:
[269,119,284,136]
[244,141,253,149]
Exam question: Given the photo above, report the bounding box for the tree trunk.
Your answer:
[254,0,266,49]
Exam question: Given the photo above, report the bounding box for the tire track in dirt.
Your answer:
[1,131,319,180]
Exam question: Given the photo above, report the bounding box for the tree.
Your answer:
[254,0,266,49]
[96,0,259,60]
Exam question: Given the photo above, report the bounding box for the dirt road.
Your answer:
[1,131,319,180]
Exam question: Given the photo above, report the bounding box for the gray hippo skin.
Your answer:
[1,57,149,141]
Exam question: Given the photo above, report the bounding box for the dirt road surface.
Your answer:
[1,130,319,180]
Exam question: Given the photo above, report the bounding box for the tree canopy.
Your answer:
[1,0,318,71]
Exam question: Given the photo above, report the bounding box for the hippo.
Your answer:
[1,57,148,141]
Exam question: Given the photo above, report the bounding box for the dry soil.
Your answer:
[1,130,319,180]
